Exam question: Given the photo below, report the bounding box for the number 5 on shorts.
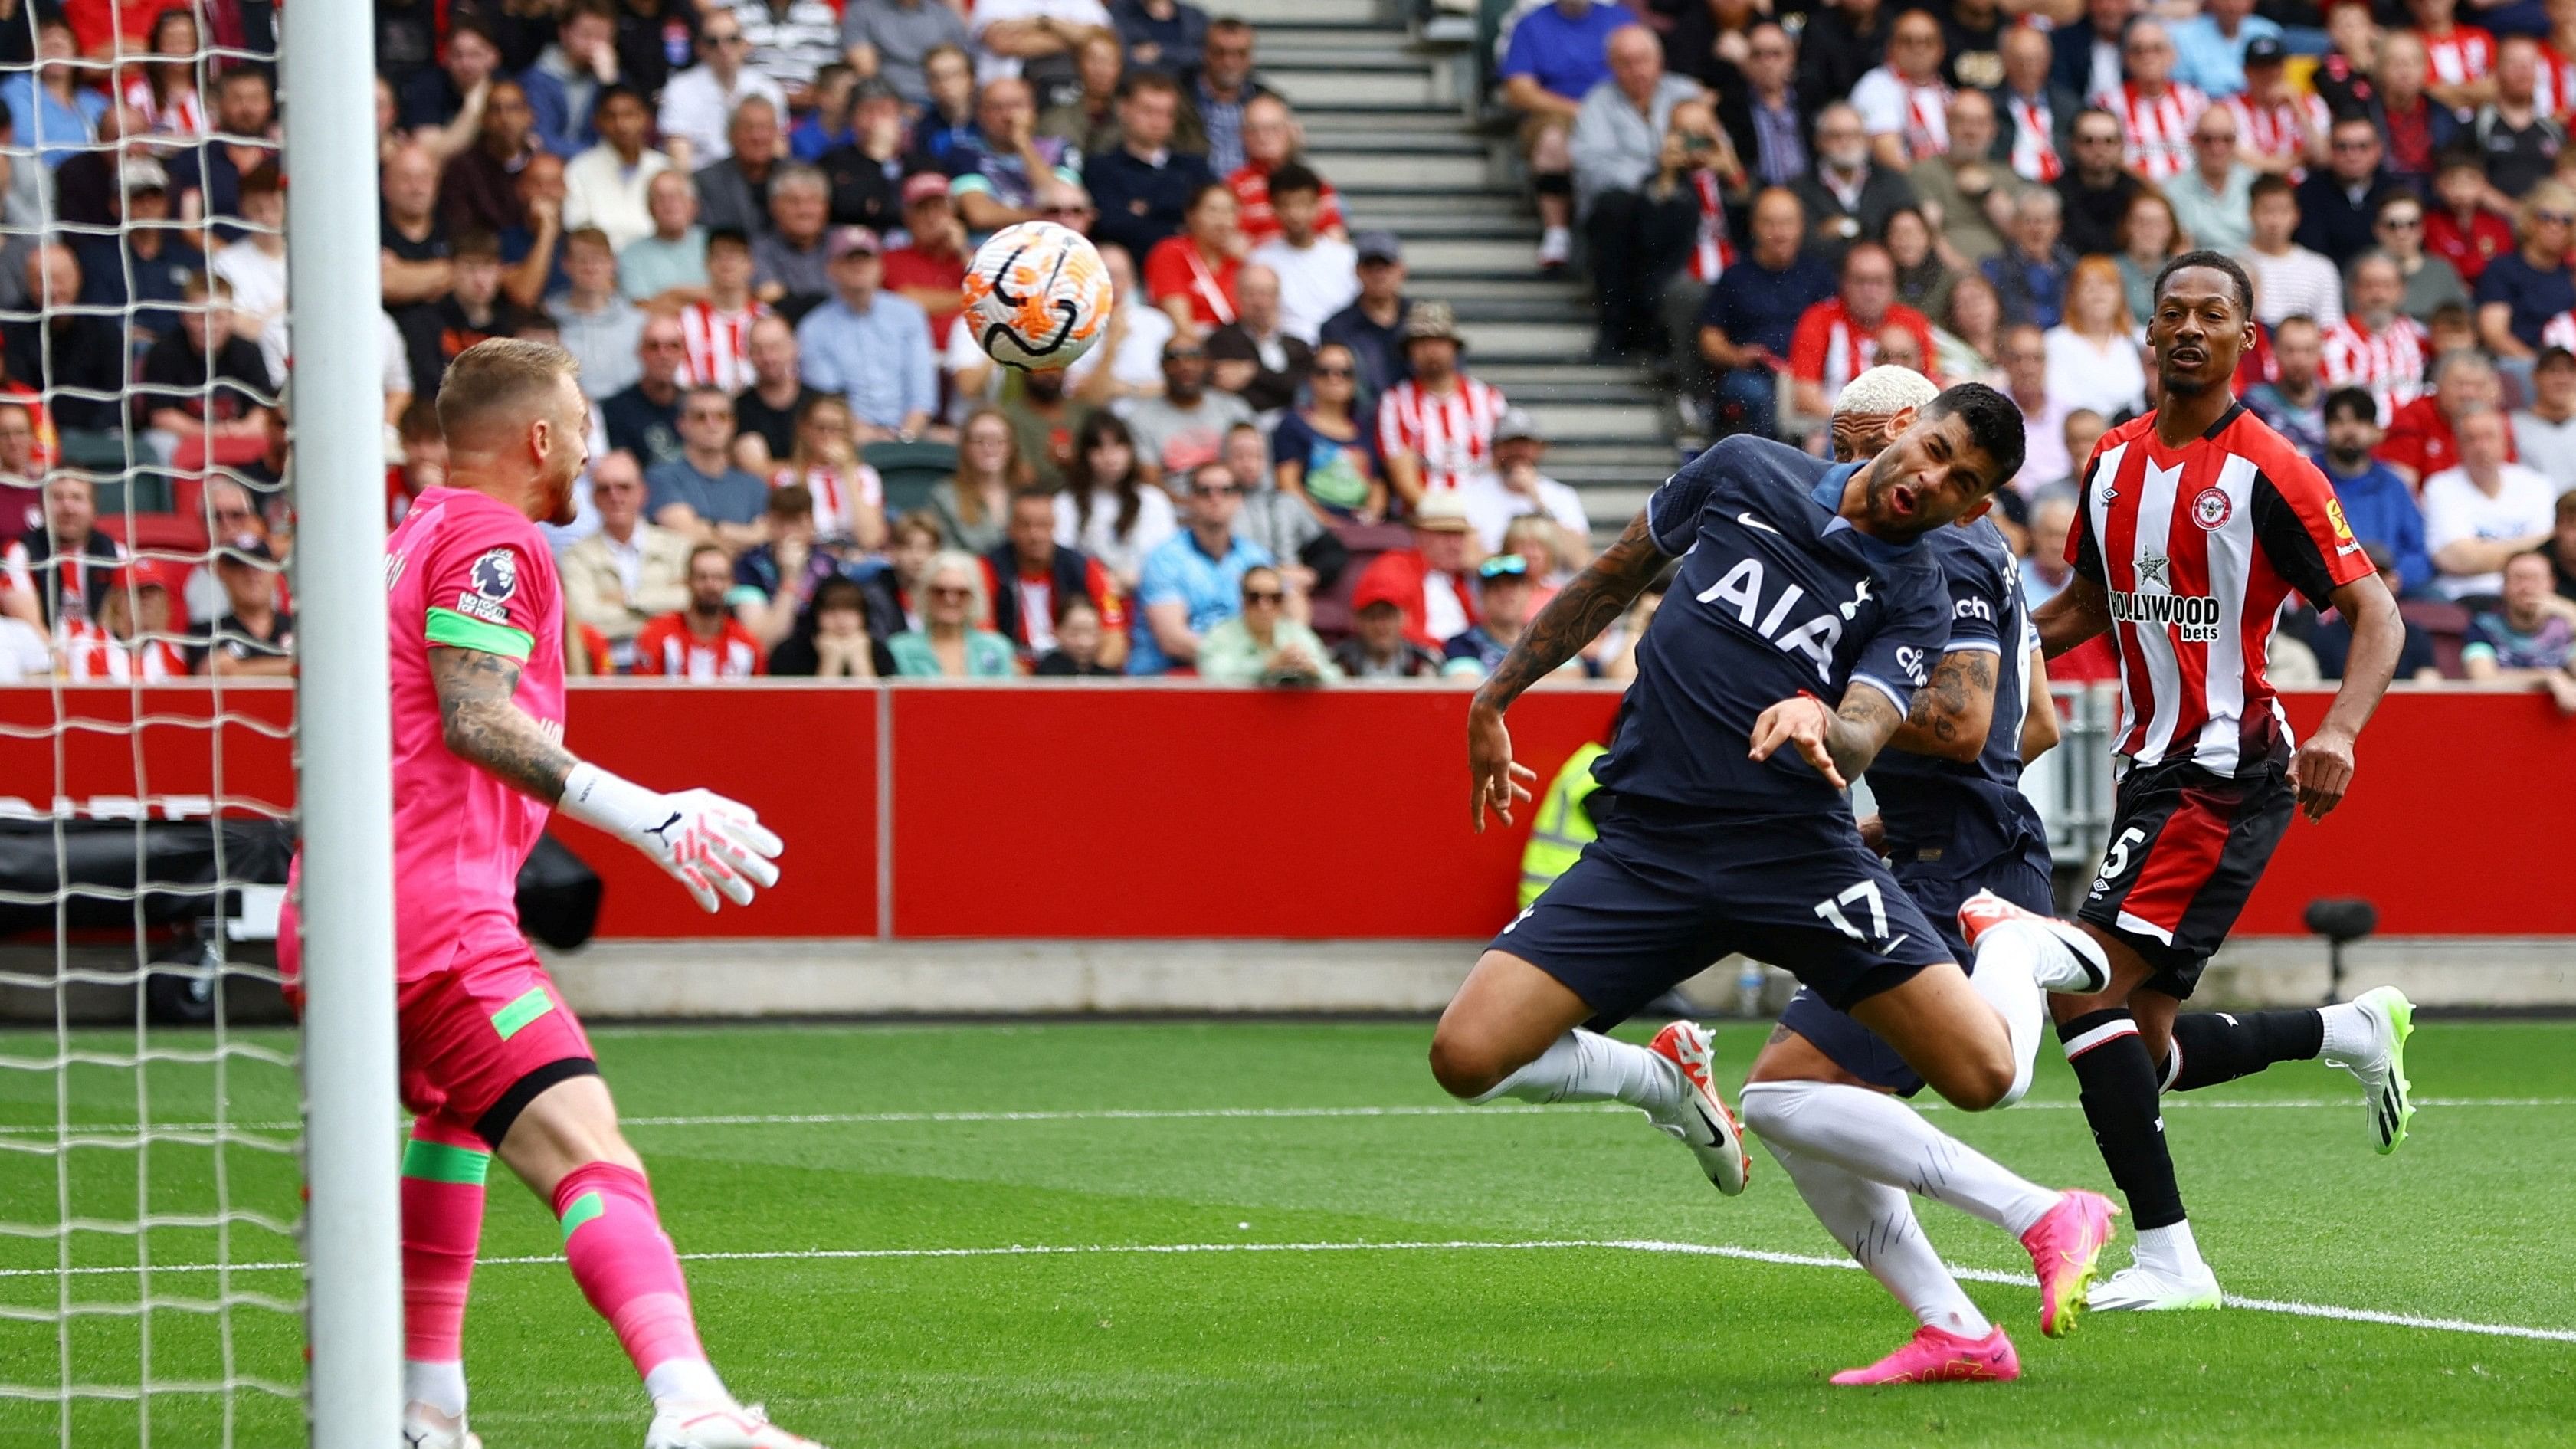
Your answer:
[2096,826,2148,883]
[1813,880,1889,943]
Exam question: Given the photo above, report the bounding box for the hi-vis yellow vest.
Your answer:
[1519,743,1608,908]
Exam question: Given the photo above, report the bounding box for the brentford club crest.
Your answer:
[2191,487,2234,531]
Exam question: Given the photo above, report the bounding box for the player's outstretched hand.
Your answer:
[1748,694,1845,789]
[1467,700,1537,833]
[559,765,787,912]
[2287,725,2356,822]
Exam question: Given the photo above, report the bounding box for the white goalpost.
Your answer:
[0,5,398,1445]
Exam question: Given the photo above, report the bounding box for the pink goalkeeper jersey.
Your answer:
[385,487,567,981]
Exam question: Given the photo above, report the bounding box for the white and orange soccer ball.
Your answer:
[961,221,1113,370]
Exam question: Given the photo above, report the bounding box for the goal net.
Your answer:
[0,5,398,1444]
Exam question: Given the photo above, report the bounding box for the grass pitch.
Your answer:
[4,1016,2574,1447]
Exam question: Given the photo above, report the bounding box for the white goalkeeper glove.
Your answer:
[559,763,785,913]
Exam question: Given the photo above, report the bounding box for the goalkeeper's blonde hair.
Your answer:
[436,337,581,441]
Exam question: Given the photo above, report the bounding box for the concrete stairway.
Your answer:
[1236,0,1682,539]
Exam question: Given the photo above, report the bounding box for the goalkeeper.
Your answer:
[278,340,819,1449]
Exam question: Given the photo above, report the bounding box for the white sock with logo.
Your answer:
[1739,1080,2060,1237]
[1470,1029,1683,1118]
[1764,1136,1993,1337]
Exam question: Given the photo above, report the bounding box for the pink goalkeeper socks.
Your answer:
[400,1116,489,1365]
[552,1160,710,1383]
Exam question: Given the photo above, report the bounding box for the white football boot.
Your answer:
[1644,1020,1752,1195]
[2325,985,2417,1155]
[401,1402,482,1449]
[2086,1262,2224,1313]
[644,1401,830,1449]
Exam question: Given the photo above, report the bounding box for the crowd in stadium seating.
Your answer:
[0,0,2572,697]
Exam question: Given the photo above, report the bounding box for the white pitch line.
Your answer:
[4,1237,2571,1344]
[0,1096,2570,1136]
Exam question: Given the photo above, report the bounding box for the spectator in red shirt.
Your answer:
[2380,348,2515,487]
[1145,182,1246,333]
[1228,94,1345,247]
[2427,152,2515,287]
[632,543,767,678]
[982,489,1130,670]
[880,173,968,348]
[1348,489,1480,650]
[1788,241,1937,425]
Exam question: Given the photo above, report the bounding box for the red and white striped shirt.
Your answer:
[2420,25,2498,90]
[2537,43,2576,120]
[2107,82,2207,183]
[631,612,765,679]
[1377,374,1509,494]
[2004,93,2063,182]
[1686,170,1736,284]
[770,462,885,539]
[676,300,769,393]
[60,622,188,683]
[1788,299,1940,408]
[2320,314,2431,425]
[2225,93,2329,175]
[2070,405,2374,776]
[122,74,207,138]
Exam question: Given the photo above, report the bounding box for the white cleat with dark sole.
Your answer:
[401,1403,483,1449]
[2086,1264,2224,1313]
[644,1401,829,1449]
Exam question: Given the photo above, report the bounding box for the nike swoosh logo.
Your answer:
[1880,933,1911,953]
[1737,511,1782,535]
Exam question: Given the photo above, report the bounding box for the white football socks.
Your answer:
[1764,1136,1993,1338]
[2319,1000,2377,1065]
[2133,1220,2212,1281]
[1963,925,2050,1106]
[405,1359,468,1419]
[644,1357,728,1410]
[1470,1029,1684,1119]
[1739,1080,2060,1237]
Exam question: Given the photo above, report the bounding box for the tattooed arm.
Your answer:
[1746,680,1908,790]
[1466,510,1667,831]
[1886,647,1999,763]
[430,646,577,802]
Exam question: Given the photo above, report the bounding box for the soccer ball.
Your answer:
[962,221,1113,370]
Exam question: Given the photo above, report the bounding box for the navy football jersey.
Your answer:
[1589,435,1952,815]
[1866,516,2051,860]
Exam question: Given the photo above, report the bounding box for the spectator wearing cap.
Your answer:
[2426,408,2558,602]
[1499,0,1644,274]
[1206,264,1312,417]
[621,172,713,307]
[1349,490,1480,651]
[2171,0,2281,99]
[2293,116,2401,270]
[634,543,769,678]
[695,96,791,238]
[1086,72,1221,263]
[2317,387,2435,598]
[1,473,123,634]
[883,175,971,349]
[1040,30,1130,156]
[1442,553,1565,680]
[1696,187,1835,439]
[647,385,773,551]
[1246,164,1356,347]
[1120,333,1255,480]
[752,164,838,308]
[798,226,936,436]
[523,0,621,157]
[1318,231,1414,398]
[1129,459,1273,674]
[842,0,976,109]
[563,451,693,669]
[1377,303,1508,510]
[952,77,1080,238]
[74,155,200,343]
[564,85,677,254]
[983,487,1130,669]
[2512,345,2576,489]
[2227,37,2323,179]
[1198,564,1337,684]
[2296,543,2446,683]
[659,8,790,169]
[553,228,649,400]
[196,535,293,677]
[1461,409,1590,556]
[815,78,909,237]
[137,275,274,465]
[1331,579,1445,678]
[1231,97,1346,250]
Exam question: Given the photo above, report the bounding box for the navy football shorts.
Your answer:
[1776,841,2057,1097]
[2076,752,2296,1000]
[1490,793,1951,1031]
